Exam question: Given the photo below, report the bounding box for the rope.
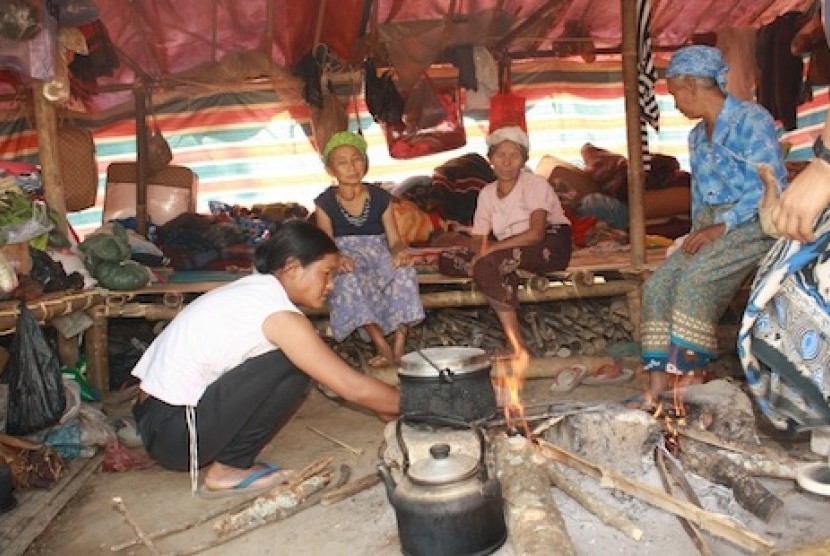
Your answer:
[186,406,199,495]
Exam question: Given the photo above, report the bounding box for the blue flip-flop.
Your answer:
[197,462,292,499]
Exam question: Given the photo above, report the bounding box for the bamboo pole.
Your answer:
[133,85,149,236]
[417,280,640,309]
[31,81,68,236]
[620,0,646,271]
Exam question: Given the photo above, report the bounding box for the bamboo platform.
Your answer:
[0,246,665,393]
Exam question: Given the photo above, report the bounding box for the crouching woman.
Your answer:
[131,220,399,497]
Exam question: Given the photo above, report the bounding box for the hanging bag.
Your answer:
[488,62,527,133]
[4,302,67,436]
[145,93,173,175]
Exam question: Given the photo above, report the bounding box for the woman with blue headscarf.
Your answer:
[641,45,788,400]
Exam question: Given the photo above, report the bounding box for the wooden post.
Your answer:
[620,0,646,271]
[134,85,149,237]
[84,305,110,392]
[31,80,68,236]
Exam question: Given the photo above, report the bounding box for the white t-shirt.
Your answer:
[472,171,570,241]
[132,273,301,406]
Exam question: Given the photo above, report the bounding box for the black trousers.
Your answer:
[133,350,310,470]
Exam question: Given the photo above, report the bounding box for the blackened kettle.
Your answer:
[377,420,507,556]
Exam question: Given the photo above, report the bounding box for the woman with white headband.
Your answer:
[438,125,572,359]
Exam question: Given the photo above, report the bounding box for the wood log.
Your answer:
[536,439,774,554]
[678,438,784,522]
[495,435,575,556]
[677,426,802,479]
[213,472,332,536]
[544,461,643,541]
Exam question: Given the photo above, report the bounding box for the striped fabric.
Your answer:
[637,0,660,172]
[1,79,824,241]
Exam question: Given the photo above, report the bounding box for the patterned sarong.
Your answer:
[329,235,425,342]
[738,209,830,430]
[642,205,774,372]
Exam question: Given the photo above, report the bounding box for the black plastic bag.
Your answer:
[4,303,67,436]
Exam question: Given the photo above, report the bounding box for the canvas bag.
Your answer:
[383,74,466,159]
[311,77,348,155]
[145,94,172,174]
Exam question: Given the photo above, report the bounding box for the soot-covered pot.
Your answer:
[398,347,497,422]
[377,420,507,556]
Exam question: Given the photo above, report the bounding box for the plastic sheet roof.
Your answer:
[0,0,813,113]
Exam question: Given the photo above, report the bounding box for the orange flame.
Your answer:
[496,330,531,437]
[650,374,687,454]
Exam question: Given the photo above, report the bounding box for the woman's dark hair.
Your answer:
[253,219,337,274]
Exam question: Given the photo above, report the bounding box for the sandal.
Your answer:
[549,365,588,393]
[582,364,634,385]
[197,462,294,499]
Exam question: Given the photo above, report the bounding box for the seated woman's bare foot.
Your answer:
[368,353,395,368]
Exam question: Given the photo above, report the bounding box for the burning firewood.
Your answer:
[494,434,576,556]
[676,438,784,522]
[536,439,775,554]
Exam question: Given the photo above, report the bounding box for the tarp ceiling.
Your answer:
[0,0,816,114]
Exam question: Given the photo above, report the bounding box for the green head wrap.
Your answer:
[323,131,368,164]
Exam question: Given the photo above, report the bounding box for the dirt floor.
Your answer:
[14,355,830,556]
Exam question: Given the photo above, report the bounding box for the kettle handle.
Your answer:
[395,417,412,473]
[472,423,489,481]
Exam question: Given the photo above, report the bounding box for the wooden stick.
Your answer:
[321,472,382,506]
[654,447,713,556]
[306,426,364,455]
[495,435,576,556]
[111,497,160,556]
[536,439,775,554]
[544,460,643,541]
[287,455,335,490]
[110,498,253,552]
[532,415,565,437]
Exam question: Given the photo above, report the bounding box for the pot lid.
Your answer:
[407,443,479,485]
[399,347,490,378]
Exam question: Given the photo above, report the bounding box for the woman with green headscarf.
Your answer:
[315,131,424,368]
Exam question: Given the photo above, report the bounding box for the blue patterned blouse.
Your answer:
[689,94,787,232]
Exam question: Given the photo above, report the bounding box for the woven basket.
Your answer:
[57,126,98,212]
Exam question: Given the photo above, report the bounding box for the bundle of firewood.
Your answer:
[324,299,634,365]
